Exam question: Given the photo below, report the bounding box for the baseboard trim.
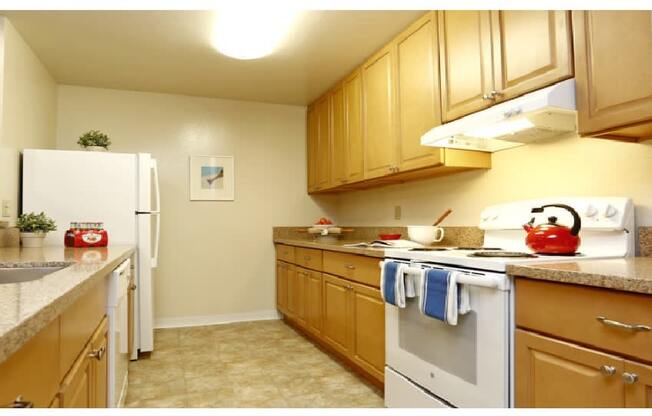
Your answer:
[154,309,281,329]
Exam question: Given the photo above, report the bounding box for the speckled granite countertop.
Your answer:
[507,258,652,295]
[0,245,135,364]
[274,238,387,258]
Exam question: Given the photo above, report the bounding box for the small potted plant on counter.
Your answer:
[16,212,57,248]
[77,130,111,151]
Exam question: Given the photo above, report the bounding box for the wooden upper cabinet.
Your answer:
[344,70,364,183]
[362,43,399,179]
[396,11,443,172]
[491,11,573,101]
[330,84,347,186]
[573,11,652,139]
[438,10,494,122]
[306,106,318,193]
[315,96,331,190]
[516,329,625,408]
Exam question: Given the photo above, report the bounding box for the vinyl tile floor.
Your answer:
[125,320,384,408]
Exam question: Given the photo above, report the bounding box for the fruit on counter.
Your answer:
[315,217,333,225]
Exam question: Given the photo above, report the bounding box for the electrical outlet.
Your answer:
[394,205,401,220]
[1,200,9,218]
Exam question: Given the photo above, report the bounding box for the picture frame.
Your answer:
[189,155,234,201]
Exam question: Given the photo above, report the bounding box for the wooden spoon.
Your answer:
[433,209,453,226]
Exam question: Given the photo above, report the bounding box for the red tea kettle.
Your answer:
[523,204,582,255]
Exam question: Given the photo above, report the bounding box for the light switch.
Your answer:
[1,200,9,218]
[394,205,401,220]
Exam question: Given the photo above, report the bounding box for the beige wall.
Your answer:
[56,85,336,325]
[335,134,652,227]
[0,18,58,223]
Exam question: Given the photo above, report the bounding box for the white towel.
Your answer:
[446,272,471,325]
[380,261,409,308]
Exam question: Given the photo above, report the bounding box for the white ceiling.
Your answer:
[2,10,424,105]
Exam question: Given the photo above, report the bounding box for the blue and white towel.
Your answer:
[418,268,470,325]
[380,261,415,308]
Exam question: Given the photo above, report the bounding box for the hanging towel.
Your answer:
[380,261,409,307]
[419,269,471,325]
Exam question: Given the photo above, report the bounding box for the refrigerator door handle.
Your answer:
[151,159,161,268]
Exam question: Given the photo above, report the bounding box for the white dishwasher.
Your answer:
[107,259,131,408]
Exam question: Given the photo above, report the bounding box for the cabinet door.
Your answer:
[573,11,652,136]
[349,281,385,382]
[362,43,398,179]
[322,274,352,356]
[516,329,625,408]
[624,360,652,408]
[286,265,298,318]
[343,70,364,183]
[330,85,347,186]
[295,267,308,327]
[89,318,108,408]
[438,11,494,122]
[315,96,331,190]
[59,344,94,408]
[491,11,572,101]
[396,11,443,172]
[306,106,318,192]
[276,262,288,314]
[305,270,323,335]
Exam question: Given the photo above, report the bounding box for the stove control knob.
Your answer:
[585,204,598,217]
[604,204,618,218]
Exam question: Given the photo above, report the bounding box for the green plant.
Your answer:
[77,130,111,149]
[16,212,57,233]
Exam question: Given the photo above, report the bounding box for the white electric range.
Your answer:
[383,197,635,408]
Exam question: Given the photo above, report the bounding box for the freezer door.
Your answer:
[22,149,137,245]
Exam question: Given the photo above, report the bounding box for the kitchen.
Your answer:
[0,2,651,412]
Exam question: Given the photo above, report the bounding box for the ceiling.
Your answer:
[1,10,424,105]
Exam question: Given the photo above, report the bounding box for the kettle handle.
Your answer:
[531,204,582,236]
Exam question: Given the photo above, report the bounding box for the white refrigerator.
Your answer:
[22,149,160,358]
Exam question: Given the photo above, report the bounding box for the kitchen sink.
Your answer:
[0,265,70,284]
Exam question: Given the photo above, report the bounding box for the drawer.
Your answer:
[515,278,652,363]
[295,247,322,270]
[275,244,295,263]
[323,251,380,288]
[0,317,61,408]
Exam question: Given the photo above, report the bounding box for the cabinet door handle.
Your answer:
[88,346,106,361]
[345,264,356,270]
[600,365,616,376]
[128,283,137,291]
[7,395,33,408]
[622,372,639,384]
[596,316,651,332]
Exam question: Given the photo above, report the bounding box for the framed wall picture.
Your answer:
[189,155,234,201]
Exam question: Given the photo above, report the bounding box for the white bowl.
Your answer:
[407,225,445,245]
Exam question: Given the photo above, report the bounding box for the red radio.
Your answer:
[64,222,109,247]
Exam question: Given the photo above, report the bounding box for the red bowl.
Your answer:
[379,233,401,240]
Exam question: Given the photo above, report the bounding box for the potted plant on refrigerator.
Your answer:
[16,212,57,248]
[77,130,112,151]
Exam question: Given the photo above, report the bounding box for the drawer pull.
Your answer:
[7,395,33,408]
[596,316,651,332]
[345,264,356,270]
[622,372,638,384]
[88,346,106,361]
[599,365,616,376]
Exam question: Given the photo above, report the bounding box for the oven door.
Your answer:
[385,263,511,408]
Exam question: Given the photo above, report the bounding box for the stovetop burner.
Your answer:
[468,251,538,258]
[456,247,502,251]
[408,247,450,251]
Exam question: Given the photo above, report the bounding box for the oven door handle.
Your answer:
[379,261,505,290]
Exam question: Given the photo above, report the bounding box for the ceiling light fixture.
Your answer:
[212,8,298,60]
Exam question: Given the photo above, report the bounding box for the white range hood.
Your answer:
[421,79,577,152]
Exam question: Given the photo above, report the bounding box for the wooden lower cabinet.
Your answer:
[625,360,652,408]
[516,329,625,408]
[349,281,385,381]
[90,318,108,408]
[59,343,94,408]
[276,261,289,314]
[276,247,385,386]
[305,270,323,335]
[322,274,352,356]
